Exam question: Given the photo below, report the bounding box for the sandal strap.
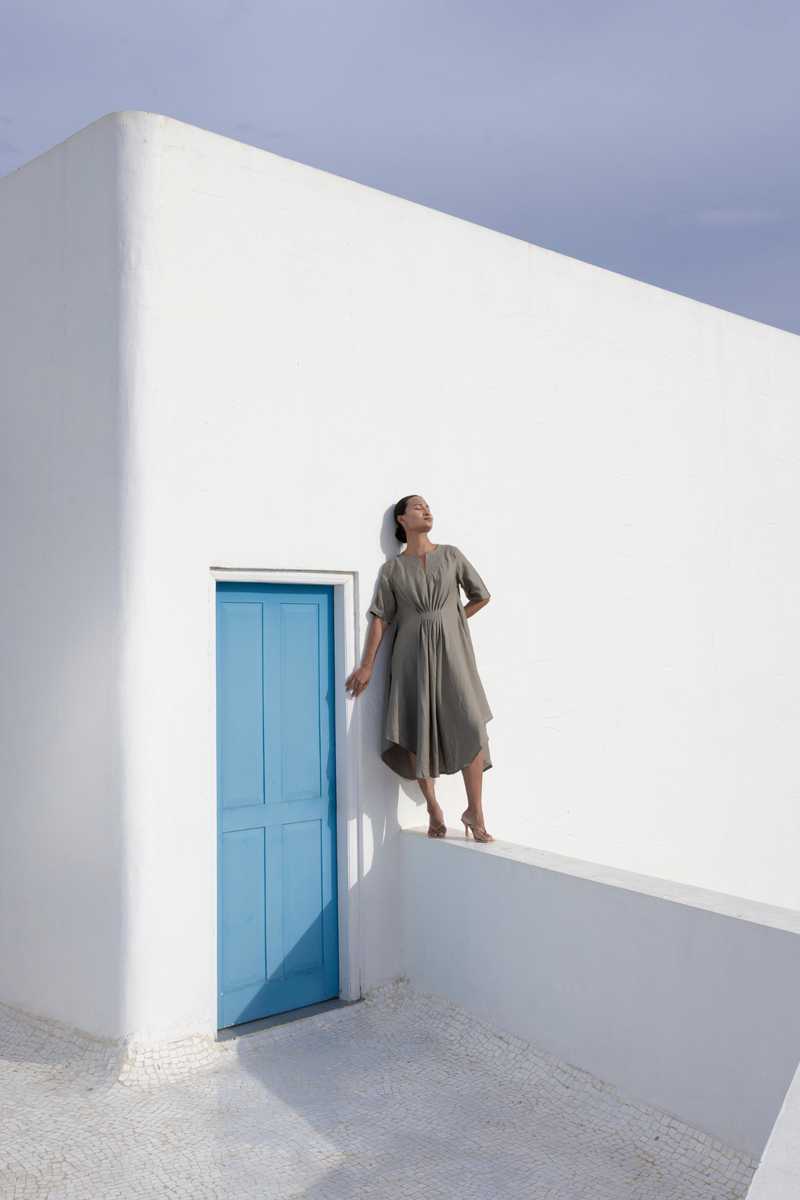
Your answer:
[462,817,493,841]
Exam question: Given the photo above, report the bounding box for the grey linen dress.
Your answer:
[369,544,493,780]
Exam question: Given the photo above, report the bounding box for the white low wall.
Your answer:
[746,1062,800,1198]
[401,829,800,1159]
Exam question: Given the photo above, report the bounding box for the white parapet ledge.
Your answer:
[401,828,800,936]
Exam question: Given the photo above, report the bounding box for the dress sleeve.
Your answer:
[456,549,491,604]
[368,564,397,623]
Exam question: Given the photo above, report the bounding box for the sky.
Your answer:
[1,0,798,333]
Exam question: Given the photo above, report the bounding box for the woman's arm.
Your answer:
[464,597,490,619]
[345,616,388,697]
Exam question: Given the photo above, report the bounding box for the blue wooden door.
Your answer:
[216,583,338,1029]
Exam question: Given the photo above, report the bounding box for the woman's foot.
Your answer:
[413,753,446,837]
[427,801,446,838]
[461,810,494,843]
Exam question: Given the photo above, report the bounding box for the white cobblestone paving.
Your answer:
[0,983,757,1199]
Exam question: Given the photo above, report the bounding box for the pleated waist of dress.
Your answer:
[408,608,445,624]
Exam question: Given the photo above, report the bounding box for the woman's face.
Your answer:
[399,496,433,538]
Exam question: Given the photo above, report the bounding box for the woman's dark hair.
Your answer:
[393,495,418,544]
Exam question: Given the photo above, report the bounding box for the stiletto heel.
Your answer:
[460,814,494,843]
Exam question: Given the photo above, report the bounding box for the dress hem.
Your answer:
[381,737,492,781]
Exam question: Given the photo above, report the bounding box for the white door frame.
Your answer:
[211,567,362,1006]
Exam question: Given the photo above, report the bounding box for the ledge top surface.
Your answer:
[402,827,800,935]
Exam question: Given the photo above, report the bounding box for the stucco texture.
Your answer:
[2,112,800,1051]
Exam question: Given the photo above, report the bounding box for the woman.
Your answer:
[345,495,494,842]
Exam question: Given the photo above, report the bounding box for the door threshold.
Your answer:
[216,996,361,1042]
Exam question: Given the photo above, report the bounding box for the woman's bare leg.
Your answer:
[409,751,445,831]
[461,751,493,841]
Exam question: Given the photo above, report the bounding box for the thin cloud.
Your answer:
[676,208,785,229]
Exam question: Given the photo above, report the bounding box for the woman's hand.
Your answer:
[346,615,387,698]
[464,597,490,619]
[345,665,372,698]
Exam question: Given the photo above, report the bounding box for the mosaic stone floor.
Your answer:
[1,983,756,1199]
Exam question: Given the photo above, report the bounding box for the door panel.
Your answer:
[282,820,324,975]
[221,827,266,988]
[217,583,338,1029]
[280,604,323,800]
[218,602,265,808]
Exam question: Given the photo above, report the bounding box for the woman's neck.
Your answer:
[404,532,437,556]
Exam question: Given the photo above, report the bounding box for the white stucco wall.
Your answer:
[0,117,126,1037]
[401,829,800,1158]
[747,1060,800,1197]
[2,110,800,1046]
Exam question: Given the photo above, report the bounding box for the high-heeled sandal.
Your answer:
[427,822,447,838]
[461,816,494,843]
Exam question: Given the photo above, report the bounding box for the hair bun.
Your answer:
[393,494,417,545]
